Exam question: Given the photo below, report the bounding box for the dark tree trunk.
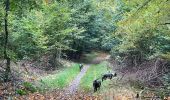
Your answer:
[52,50,57,68]
[3,0,11,82]
[48,50,60,70]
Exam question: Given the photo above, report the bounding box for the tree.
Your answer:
[112,0,170,60]
[0,0,40,81]
[3,0,10,82]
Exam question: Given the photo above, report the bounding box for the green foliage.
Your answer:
[160,53,170,61]
[0,2,5,58]
[23,82,37,93]
[43,2,76,50]
[16,89,27,95]
[163,74,170,88]
[66,0,117,54]
[0,0,169,94]
[112,0,170,60]
[16,82,37,95]
[0,0,118,61]
[11,10,47,59]
[153,88,170,99]
[110,0,170,95]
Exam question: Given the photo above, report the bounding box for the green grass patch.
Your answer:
[79,61,112,92]
[40,63,80,89]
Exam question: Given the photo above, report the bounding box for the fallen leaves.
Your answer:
[15,90,104,100]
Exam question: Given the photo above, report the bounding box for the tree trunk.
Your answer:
[53,50,57,68]
[3,0,11,82]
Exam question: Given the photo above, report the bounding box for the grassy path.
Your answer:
[65,53,111,94]
[40,64,80,89]
[16,52,139,100]
[65,64,91,94]
[79,61,111,92]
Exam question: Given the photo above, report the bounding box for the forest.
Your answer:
[0,0,170,99]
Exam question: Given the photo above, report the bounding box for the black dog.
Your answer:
[93,79,101,92]
[79,64,83,71]
[102,73,117,81]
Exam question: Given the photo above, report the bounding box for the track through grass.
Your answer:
[79,61,113,92]
[40,64,80,89]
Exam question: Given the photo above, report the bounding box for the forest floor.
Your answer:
[1,51,158,100]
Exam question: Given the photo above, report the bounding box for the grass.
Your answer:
[40,63,80,89]
[79,61,113,92]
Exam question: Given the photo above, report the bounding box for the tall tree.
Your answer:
[3,0,10,82]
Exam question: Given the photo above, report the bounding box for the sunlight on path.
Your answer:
[65,64,91,94]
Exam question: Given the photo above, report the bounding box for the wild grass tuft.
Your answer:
[40,63,80,89]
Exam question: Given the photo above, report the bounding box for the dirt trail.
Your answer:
[65,64,90,94]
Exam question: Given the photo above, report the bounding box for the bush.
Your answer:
[16,82,37,95]
[16,89,27,95]
[23,82,37,93]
